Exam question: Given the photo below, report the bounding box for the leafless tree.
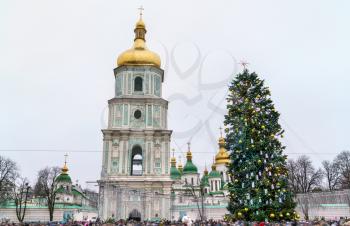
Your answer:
[34,167,60,221]
[287,155,323,193]
[184,181,205,221]
[287,159,300,193]
[322,160,341,191]
[296,193,310,220]
[334,151,350,189]
[14,177,31,223]
[0,156,18,203]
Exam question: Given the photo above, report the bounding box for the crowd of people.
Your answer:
[1,217,350,226]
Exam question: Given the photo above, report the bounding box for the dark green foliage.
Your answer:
[224,69,296,221]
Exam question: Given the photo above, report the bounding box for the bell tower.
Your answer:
[98,11,173,220]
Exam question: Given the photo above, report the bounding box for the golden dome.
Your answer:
[204,166,209,175]
[186,150,192,161]
[170,156,177,166]
[215,137,230,165]
[116,18,161,68]
[177,162,183,174]
[136,19,145,28]
[62,162,69,174]
[178,162,183,169]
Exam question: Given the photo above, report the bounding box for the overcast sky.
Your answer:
[0,0,349,189]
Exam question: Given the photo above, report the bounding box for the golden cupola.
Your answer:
[215,136,230,165]
[116,14,161,68]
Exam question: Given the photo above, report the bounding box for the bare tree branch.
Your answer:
[0,156,18,203]
[322,160,341,191]
[33,166,61,221]
[335,151,350,189]
[287,155,323,194]
[14,177,31,223]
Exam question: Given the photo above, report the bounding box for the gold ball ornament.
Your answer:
[234,179,239,183]
[279,213,283,218]
[244,207,249,212]
[261,125,265,129]
[270,213,275,218]
[258,159,262,164]
[286,212,290,217]
[237,212,242,217]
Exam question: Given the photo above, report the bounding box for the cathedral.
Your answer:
[98,13,230,221]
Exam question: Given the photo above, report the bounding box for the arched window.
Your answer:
[131,146,143,175]
[134,77,143,92]
[191,177,194,185]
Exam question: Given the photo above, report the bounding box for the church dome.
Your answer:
[170,157,181,180]
[56,174,72,183]
[116,18,161,68]
[208,163,221,178]
[183,149,198,174]
[200,167,210,187]
[215,137,230,165]
[56,159,72,183]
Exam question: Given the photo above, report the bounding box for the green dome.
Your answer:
[170,166,181,180]
[183,160,198,174]
[56,173,72,183]
[208,164,221,178]
[201,174,209,187]
[209,170,221,178]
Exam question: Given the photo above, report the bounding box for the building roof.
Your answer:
[117,16,161,68]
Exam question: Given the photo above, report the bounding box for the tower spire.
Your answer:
[62,153,69,174]
[170,149,177,167]
[186,141,192,161]
[138,6,144,20]
[219,126,223,138]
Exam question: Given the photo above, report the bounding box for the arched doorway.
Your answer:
[131,145,143,176]
[128,209,141,221]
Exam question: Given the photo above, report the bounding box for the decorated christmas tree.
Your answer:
[224,68,296,222]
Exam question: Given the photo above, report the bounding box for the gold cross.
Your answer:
[219,126,223,137]
[240,60,249,69]
[172,148,175,157]
[187,141,191,151]
[138,6,144,19]
[64,153,68,164]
